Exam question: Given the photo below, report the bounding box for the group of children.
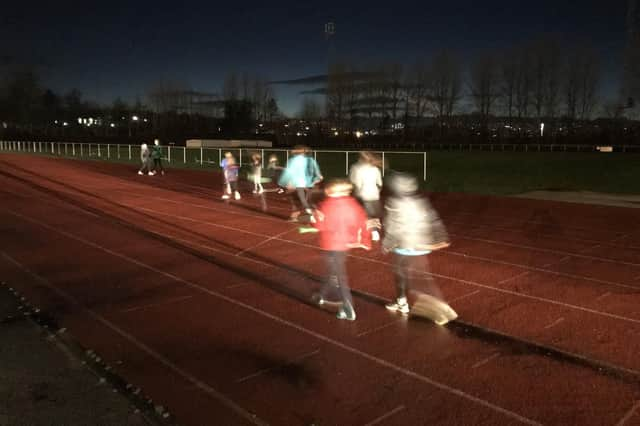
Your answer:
[138,139,165,176]
[311,152,451,322]
[201,145,454,323]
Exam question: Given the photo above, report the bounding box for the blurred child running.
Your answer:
[279,145,323,222]
[220,152,241,200]
[382,172,451,320]
[266,154,285,194]
[312,180,371,321]
[250,152,264,194]
[349,151,383,241]
[138,143,151,175]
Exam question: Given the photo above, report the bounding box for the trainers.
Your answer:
[386,301,410,314]
[258,188,264,194]
[234,191,241,200]
[221,194,230,200]
[371,230,380,241]
[161,171,165,176]
[336,309,356,321]
[138,171,143,175]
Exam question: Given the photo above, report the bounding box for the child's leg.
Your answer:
[386,253,410,314]
[330,251,355,319]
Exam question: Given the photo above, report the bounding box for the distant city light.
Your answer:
[355,131,362,138]
[132,115,139,121]
[110,123,115,128]
[77,118,83,124]
[334,131,339,136]
[63,122,68,126]
[143,118,148,122]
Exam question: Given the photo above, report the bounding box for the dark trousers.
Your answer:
[319,251,354,313]
[153,158,164,172]
[393,253,438,301]
[139,158,150,173]
[290,187,311,211]
[393,254,411,300]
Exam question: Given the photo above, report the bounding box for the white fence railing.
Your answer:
[0,141,430,180]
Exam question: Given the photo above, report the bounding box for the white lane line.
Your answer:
[497,271,531,285]
[448,290,481,304]
[2,210,542,426]
[543,317,565,330]
[471,353,501,369]
[9,201,640,327]
[120,295,194,313]
[616,400,640,426]
[357,318,406,338]
[595,292,612,301]
[1,251,268,426]
[363,405,406,426]
[235,228,298,257]
[235,349,320,383]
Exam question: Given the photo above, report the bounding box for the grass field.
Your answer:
[2,143,639,195]
[424,151,640,195]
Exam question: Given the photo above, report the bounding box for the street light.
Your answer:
[132,115,139,121]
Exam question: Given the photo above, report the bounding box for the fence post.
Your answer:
[200,146,203,165]
[128,145,131,160]
[168,146,171,162]
[346,151,351,175]
[65,143,68,156]
[117,144,120,159]
[219,148,222,165]
[72,143,75,156]
[239,149,242,166]
[423,152,427,181]
[183,147,186,163]
[107,144,110,159]
[80,143,83,156]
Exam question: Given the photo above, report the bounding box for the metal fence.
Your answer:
[0,140,430,180]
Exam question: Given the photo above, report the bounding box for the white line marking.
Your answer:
[235,228,298,257]
[543,317,565,330]
[1,211,541,425]
[449,290,481,304]
[357,319,406,338]
[451,234,640,268]
[445,250,640,292]
[363,405,406,426]
[120,295,194,313]
[616,400,640,426]
[471,353,500,369]
[595,292,611,301]
[235,349,320,383]
[8,202,640,327]
[1,251,267,426]
[497,271,531,285]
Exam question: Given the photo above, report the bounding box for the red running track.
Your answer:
[1,154,639,425]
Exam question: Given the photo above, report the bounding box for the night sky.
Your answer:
[1,1,628,115]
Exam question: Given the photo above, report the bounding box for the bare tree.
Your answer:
[469,52,501,130]
[428,50,462,126]
[223,71,239,101]
[530,37,563,119]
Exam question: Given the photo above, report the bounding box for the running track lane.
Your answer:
[1,154,640,425]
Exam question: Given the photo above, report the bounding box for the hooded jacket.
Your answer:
[314,196,371,251]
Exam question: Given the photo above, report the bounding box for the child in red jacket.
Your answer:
[313,180,370,321]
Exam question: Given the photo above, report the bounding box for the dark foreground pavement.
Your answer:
[0,285,157,426]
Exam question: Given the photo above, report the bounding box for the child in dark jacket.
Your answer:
[313,180,370,321]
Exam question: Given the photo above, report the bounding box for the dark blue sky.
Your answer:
[1,1,628,115]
